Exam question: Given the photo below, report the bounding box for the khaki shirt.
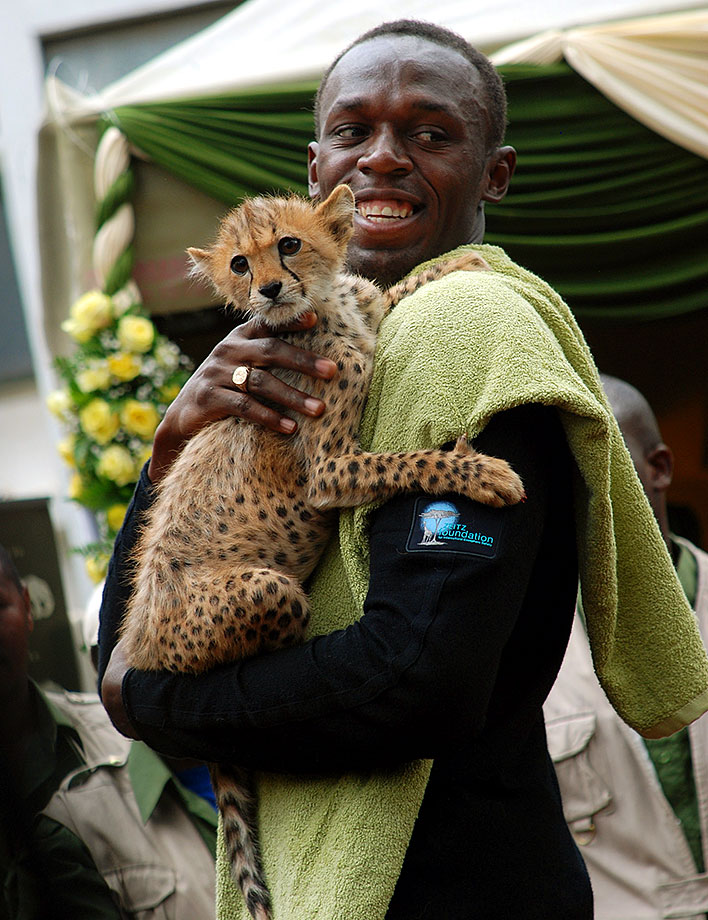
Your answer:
[545,537,708,919]
[43,690,217,919]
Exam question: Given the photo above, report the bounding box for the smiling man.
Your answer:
[97,20,707,920]
[308,29,514,286]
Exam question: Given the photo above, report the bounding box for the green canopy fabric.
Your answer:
[109,63,708,321]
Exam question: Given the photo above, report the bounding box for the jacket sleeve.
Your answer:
[103,404,573,772]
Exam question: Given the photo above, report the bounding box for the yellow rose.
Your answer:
[61,291,113,343]
[120,399,160,440]
[68,472,85,500]
[85,553,109,584]
[158,382,181,403]
[135,444,153,467]
[46,389,72,418]
[106,503,128,532]
[96,444,136,487]
[57,435,76,467]
[79,398,120,445]
[117,315,155,354]
[108,352,142,382]
[76,362,111,393]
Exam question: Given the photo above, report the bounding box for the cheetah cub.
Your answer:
[121,184,524,920]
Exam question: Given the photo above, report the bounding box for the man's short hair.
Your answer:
[314,19,508,150]
[0,543,23,592]
[600,373,662,456]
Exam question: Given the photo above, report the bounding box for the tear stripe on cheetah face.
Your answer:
[120,185,525,920]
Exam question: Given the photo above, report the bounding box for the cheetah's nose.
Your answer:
[259,281,282,300]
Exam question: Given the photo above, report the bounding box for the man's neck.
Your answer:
[467,207,485,245]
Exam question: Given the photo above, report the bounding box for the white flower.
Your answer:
[111,280,142,316]
[154,340,180,371]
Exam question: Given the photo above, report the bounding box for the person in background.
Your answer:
[0,546,217,920]
[545,373,708,919]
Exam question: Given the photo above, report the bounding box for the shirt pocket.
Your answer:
[546,711,612,844]
[104,865,176,919]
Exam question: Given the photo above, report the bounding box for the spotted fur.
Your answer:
[120,185,525,920]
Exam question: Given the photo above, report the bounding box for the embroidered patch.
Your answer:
[405,497,503,558]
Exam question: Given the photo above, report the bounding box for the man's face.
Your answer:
[621,424,671,526]
[0,568,32,701]
[309,35,512,285]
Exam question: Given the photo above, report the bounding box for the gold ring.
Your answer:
[231,365,251,393]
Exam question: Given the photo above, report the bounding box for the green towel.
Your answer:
[217,244,708,919]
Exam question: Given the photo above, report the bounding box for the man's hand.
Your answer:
[148,312,338,483]
[101,638,142,739]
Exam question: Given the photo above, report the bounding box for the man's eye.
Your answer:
[230,255,249,275]
[413,129,447,143]
[334,125,367,139]
[278,237,302,256]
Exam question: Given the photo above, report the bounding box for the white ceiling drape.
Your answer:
[492,9,708,158]
[45,1,708,162]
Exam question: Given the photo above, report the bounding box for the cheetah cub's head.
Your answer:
[187,185,355,328]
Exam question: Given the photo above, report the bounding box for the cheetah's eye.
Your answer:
[230,255,249,275]
[278,237,301,256]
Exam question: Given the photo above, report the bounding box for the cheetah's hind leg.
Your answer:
[133,562,311,674]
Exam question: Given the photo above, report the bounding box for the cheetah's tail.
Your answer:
[210,762,272,920]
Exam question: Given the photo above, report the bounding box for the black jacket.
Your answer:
[98,404,592,919]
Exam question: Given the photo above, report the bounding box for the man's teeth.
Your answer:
[357,201,413,221]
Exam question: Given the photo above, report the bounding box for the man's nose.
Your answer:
[357,127,412,174]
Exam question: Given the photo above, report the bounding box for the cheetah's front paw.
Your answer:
[453,435,526,508]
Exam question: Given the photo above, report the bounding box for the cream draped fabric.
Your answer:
[492,9,708,159]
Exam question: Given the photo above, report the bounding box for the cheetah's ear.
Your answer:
[186,247,213,281]
[316,185,355,247]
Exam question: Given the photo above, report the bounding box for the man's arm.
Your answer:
[100,404,572,771]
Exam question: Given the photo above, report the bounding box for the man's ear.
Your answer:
[308,142,320,199]
[481,146,516,204]
[647,443,674,493]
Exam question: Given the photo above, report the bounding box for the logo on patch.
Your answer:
[406,498,502,557]
[417,500,460,545]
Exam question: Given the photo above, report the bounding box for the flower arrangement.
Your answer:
[48,284,192,582]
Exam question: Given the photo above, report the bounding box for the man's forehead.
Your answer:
[320,36,485,120]
[325,92,467,119]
